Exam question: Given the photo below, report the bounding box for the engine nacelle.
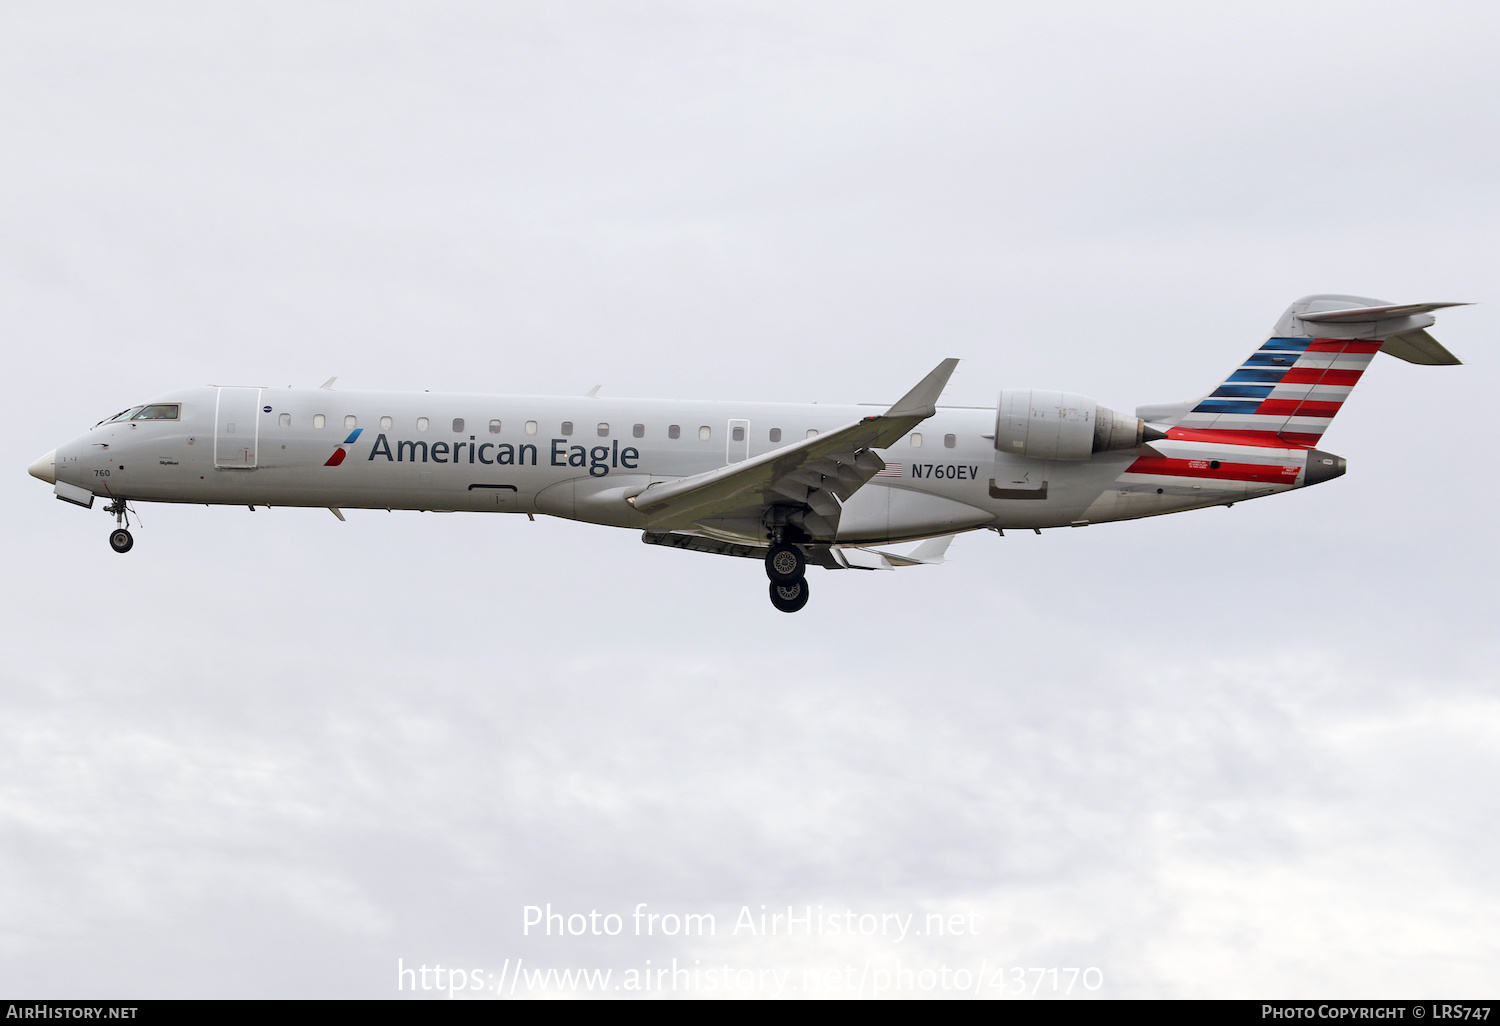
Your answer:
[995,389,1159,460]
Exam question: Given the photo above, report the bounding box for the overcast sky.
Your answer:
[2,0,1497,999]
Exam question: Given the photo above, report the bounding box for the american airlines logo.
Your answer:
[323,428,362,466]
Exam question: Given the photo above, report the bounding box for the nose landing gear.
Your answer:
[105,497,135,554]
[764,543,809,612]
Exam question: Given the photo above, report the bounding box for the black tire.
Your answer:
[765,543,806,584]
[768,577,809,613]
[109,528,133,554]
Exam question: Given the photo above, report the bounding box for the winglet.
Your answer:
[885,359,959,419]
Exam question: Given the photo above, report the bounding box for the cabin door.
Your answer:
[214,387,262,468]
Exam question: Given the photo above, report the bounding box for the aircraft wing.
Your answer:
[629,359,958,540]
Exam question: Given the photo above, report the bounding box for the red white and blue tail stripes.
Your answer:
[1174,337,1378,446]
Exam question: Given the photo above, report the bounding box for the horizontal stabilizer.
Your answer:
[1298,301,1470,323]
[1157,294,1469,446]
[1380,328,1463,366]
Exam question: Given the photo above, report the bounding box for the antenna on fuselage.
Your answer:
[319,377,338,390]
[585,384,601,398]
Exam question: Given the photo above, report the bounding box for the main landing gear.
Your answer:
[765,543,809,613]
[106,497,134,554]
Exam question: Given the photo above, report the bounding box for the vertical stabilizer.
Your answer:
[1165,295,1465,445]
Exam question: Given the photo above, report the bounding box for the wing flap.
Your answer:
[641,531,767,560]
[630,359,959,529]
[629,418,873,516]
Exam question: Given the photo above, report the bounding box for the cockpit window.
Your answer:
[105,406,146,423]
[132,404,180,421]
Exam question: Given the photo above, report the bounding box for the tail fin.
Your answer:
[1149,295,1467,447]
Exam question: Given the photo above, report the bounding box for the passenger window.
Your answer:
[452,418,465,433]
[345,415,357,429]
[698,425,711,440]
[525,420,537,435]
[417,417,429,431]
[132,404,180,420]
[380,416,393,430]
[911,432,922,447]
[279,413,291,428]
[561,421,573,436]
[597,423,609,437]
[769,428,781,443]
[806,429,818,439]
[668,425,681,439]
[632,424,644,438]
[731,426,745,442]
[944,433,956,448]
[489,420,501,434]
[313,414,326,429]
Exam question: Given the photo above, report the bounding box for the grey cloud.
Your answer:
[2,0,1497,998]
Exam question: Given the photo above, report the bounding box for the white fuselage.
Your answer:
[51,384,1317,544]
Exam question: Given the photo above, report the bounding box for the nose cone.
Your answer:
[28,449,56,484]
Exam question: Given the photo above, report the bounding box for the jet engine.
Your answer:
[995,389,1163,460]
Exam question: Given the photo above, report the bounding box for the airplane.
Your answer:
[27,295,1466,612]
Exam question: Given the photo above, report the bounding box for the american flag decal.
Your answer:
[875,463,903,478]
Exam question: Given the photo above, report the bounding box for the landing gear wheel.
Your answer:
[768,577,809,613]
[765,543,806,584]
[109,528,134,554]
